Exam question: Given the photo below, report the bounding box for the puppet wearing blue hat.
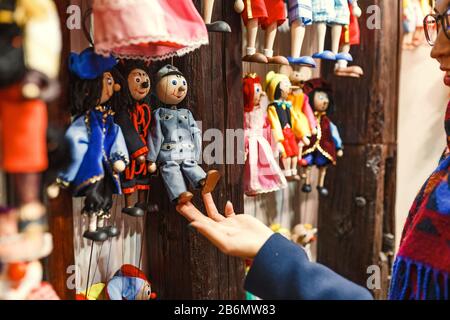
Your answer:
[58,48,129,242]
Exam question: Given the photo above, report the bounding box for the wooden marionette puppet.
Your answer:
[234,0,289,65]
[243,74,288,196]
[286,67,317,166]
[286,0,316,67]
[311,0,353,63]
[148,65,221,205]
[203,0,231,32]
[114,60,159,217]
[335,0,364,78]
[301,78,343,197]
[0,0,60,270]
[265,71,306,181]
[57,48,130,242]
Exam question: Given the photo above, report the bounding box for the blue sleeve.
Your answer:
[110,124,130,165]
[57,116,89,184]
[244,234,373,300]
[188,110,202,162]
[330,122,343,150]
[147,109,163,163]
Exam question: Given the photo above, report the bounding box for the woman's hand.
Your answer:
[177,194,274,259]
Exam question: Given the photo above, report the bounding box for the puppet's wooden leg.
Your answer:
[291,156,300,181]
[302,166,313,193]
[203,0,231,33]
[264,23,288,65]
[83,213,107,242]
[243,19,268,63]
[331,24,343,54]
[137,189,159,214]
[122,192,145,217]
[291,20,306,58]
[317,166,329,197]
[316,22,327,53]
[281,157,292,178]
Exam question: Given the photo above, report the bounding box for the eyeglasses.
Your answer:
[424,9,450,46]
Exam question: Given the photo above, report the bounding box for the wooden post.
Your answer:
[146,0,246,299]
[318,1,401,298]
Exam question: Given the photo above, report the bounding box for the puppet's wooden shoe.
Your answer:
[122,206,145,217]
[136,202,159,214]
[178,192,194,205]
[99,226,120,238]
[206,21,231,33]
[242,53,268,64]
[267,56,289,66]
[317,186,329,197]
[83,230,108,242]
[335,66,364,78]
[302,184,312,193]
[201,170,221,195]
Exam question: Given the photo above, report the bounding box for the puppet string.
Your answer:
[85,241,95,298]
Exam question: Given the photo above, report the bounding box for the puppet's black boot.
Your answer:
[83,230,108,242]
[100,226,120,238]
[206,21,231,33]
[317,186,329,197]
[136,202,159,214]
[302,184,312,193]
[122,206,145,218]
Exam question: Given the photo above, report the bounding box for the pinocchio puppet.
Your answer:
[58,48,129,242]
[148,65,220,205]
[266,71,306,181]
[301,78,343,197]
[114,60,158,217]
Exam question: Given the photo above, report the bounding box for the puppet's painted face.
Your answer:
[100,72,119,104]
[128,68,151,101]
[253,83,264,107]
[289,69,311,88]
[279,79,291,100]
[136,282,152,300]
[156,74,188,105]
[313,91,330,112]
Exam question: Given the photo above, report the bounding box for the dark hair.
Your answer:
[274,83,282,101]
[115,59,152,111]
[308,89,335,114]
[69,73,102,116]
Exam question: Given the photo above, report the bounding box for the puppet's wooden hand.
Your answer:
[113,160,126,173]
[177,194,274,259]
[352,1,362,18]
[148,162,157,174]
[137,155,146,165]
[302,136,310,147]
[337,150,344,158]
[234,0,244,13]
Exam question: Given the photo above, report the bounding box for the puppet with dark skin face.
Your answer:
[58,48,129,242]
[301,78,343,197]
[147,65,220,205]
[114,60,158,217]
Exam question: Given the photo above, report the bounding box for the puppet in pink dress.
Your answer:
[93,0,209,61]
[244,74,288,196]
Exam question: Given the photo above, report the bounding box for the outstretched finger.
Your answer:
[224,201,236,218]
[176,201,212,224]
[202,193,225,222]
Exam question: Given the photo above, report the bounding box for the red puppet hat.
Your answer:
[243,73,261,113]
[303,78,332,96]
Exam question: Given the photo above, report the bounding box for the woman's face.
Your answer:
[431,0,450,86]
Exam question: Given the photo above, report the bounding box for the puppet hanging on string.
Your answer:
[148,65,220,205]
[92,0,209,61]
[234,0,289,65]
[114,60,159,217]
[57,48,129,242]
[301,78,343,197]
[0,0,60,289]
[266,71,307,181]
[243,74,288,196]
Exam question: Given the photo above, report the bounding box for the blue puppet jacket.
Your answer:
[58,107,129,196]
